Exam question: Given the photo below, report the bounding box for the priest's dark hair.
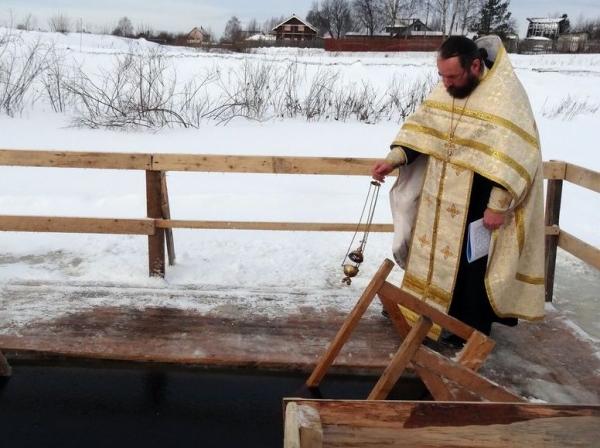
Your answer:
[438,36,480,71]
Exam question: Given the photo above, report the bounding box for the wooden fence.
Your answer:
[0,150,598,302]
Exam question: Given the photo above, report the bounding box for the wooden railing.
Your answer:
[0,150,598,302]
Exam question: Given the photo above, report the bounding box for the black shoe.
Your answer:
[381,308,390,319]
[438,330,465,349]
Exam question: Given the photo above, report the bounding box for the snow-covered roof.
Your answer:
[245,33,276,41]
[272,14,317,33]
[527,18,566,24]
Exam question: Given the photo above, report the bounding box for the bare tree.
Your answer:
[262,15,285,34]
[223,16,243,42]
[246,18,260,34]
[310,0,354,38]
[136,23,154,39]
[381,0,399,29]
[17,12,37,31]
[113,17,134,37]
[48,13,73,34]
[352,0,385,35]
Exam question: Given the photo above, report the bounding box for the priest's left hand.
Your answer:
[483,208,506,230]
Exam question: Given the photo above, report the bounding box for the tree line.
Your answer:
[8,1,600,43]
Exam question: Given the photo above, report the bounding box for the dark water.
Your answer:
[0,359,426,448]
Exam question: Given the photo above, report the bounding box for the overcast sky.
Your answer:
[1,0,599,38]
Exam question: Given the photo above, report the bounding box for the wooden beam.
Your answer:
[378,281,475,342]
[283,399,600,447]
[368,316,432,400]
[156,220,393,233]
[565,163,600,193]
[412,348,524,402]
[159,172,176,266]
[284,403,302,448]
[0,216,154,234]
[543,160,566,180]
[0,149,152,170]
[146,171,165,277]
[305,259,395,388]
[558,231,600,271]
[152,154,380,176]
[544,175,563,302]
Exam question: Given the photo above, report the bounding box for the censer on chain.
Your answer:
[341,180,381,285]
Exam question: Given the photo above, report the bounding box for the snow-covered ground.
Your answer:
[0,29,599,348]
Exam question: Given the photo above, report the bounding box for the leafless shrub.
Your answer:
[40,50,72,113]
[64,49,217,130]
[48,13,72,34]
[0,29,55,116]
[304,67,339,120]
[541,95,599,121]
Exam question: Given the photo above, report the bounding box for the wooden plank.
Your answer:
[284,403,323,448]
[378,281,475,341]
[305,259,395,387]
[559,230,600,271]
[412,365,455,401]
[146,171,165,277]
[412,348,524,402]
[159,172,176,266]
[368,316,432,400]
[156,219,393,232]
[456,331,495,372]
[283,399,600,428]
[0,215,154,234]
[545,177,563,302]
[284,403,302,448]
[0,149,152,170]
[298,405,323,448]
[152,154,380,176]
[320,417,600,447]
[543,160,567,180]
[565,162,600,194]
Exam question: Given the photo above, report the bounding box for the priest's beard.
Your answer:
[447,73,480,99]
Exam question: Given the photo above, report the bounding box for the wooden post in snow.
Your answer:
[544,161,565,302]
[146,170,165,277]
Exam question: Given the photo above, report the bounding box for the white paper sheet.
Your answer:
[466,218,491,263]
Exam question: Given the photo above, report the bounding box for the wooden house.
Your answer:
[385,18,433,37]
[187,26,210,44]
[526,15,570,40]
[272,14,318,41]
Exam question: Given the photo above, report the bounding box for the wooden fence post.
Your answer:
[146,170,165,277]
[544,162,564,302]
[159,171,176,266]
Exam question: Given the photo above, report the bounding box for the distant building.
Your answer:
[272,14,318,41]
[526,16,570,40]
[187,27,210,44]
[385,19,433,37]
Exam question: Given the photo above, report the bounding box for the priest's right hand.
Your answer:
[371,160,395,182]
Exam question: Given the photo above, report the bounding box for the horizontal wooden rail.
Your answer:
[156,220,393,232]
[0,150,152,170]
[151,154,378,176]
[0,150,598,279]
[0,216,155,235]
[564,163,600,194]
[558,230,600,271]
[0,150,575,182]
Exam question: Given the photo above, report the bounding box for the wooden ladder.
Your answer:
[306,258,524,402]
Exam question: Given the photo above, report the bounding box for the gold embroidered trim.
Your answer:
[400,123,532,188]
[515,206,525,255]
[423,100,540,149]
[403,273,451,307]
[515,272,545,285]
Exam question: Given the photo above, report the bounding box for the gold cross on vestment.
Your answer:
[444,133,456,156]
